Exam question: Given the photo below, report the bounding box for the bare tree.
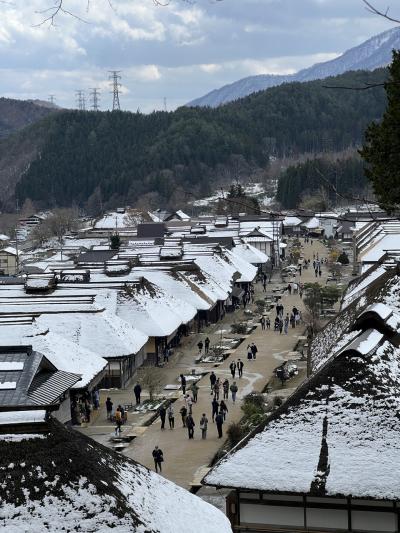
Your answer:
[136,366,164,401]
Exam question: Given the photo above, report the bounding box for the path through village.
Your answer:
[82,239,332,489]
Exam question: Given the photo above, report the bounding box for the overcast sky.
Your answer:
[0,0,397,112]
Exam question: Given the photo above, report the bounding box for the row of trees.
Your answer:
[276,154,368,209]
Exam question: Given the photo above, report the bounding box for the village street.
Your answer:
[82,238,332,489]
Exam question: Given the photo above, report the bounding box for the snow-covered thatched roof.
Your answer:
[0,419,231,533]
[205,329,400,500]
[205,267,400,500]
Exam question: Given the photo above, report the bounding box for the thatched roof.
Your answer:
[0,419,231,532]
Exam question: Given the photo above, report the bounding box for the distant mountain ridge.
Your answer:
[0,98,58,138]
[187,27,400,107]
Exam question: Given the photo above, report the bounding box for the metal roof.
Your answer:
[28,370,81,404]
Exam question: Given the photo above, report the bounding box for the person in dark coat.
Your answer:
[219,400,228,421]
[152,446,164,473]
[159,405,166,430]
[223,379,229,399]
[106,397,113,421]
[237,359,244,378]
[209,371,217,391]
[134,383,142,405]
[186,414,195,439]
[211,398,219,422]
[204,337,210,354]
[180,374,186,395]
[215,412,224,438]
[180,405,187,427]
[229,361,236,379]
[197,340,203,353]
[251,343,258,360]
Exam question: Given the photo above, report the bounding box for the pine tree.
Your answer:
[360,51,400,213]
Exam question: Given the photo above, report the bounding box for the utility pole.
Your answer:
[89,88,100,111]
[109,70,121,111]
[163,97,167,112]
[75,90,86,111]
[48,95,56,106]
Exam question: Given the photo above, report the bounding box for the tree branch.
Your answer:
[362,0,400,23]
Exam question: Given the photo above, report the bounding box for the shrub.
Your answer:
[226,421,246,447]
[337,251,350,265]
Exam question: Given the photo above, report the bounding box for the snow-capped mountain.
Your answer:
[187,27,400,107]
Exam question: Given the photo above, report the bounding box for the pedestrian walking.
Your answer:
[152,446,164,473]
[223,379,229,399]
[159,405,166,430]
[167,404,174,429]
[230,382,238,403]
[229,360,236,379]
[279,319,284,335]
[186,414,195,439]
[114,407,122,435]
[237,359,244,378]
[209,371,217,392]
[290,312,296,328]
[197,340,203,354]
[185,394,193,415]
[204,337,210,354]
[266,317,271,329]
[92,389,100,410]
[106,397,113,421]
[251,343,258,360]
[133,383,141,405]
[180,374,187,395]
[287,283,292,295]
[260,316,266,330]
[213,379,221,400]
[200,413,208,439]
[247,344,253,360]
[220,400,228,421]
[190,382,199,403]
[212,398,219,422]
[215,412,224,438]
[284,314,289,335]
[262,280,267,292]
[180,405,187,427]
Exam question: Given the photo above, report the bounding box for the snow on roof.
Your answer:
[0,381,16,390]
[0,409,46,425]
[231,243,269,265]
[134,269,212,311]
[359,302,393,321]
[0,419,231,533]
[303,217,320,229]
[0,325,107,389]
[0,234,10,240]
[283,216,302,226]
[206,333,400,500]
[194,255,235,299]
[94,211,130,229]
[342,265,387,309]
[37,310,148,359]
[117,280,196,337]
[1,246,18,256]
[360,234,400,264]
[222,249,257,283]
[0,362,24,371]
[174,209,190,220]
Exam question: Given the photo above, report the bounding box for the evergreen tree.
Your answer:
[360,51,400,213]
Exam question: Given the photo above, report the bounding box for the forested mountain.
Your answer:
[188,27,400,107]
[1,68,387,211]
[276,155,367,209]
[0,98,57,138]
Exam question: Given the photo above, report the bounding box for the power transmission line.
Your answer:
[109,70,121,111]
[75,90,86,111]
[48,95,56,105]
[89,88,100,111]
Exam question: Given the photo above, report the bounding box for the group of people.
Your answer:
[105,397,128,435]
[197,337,210,354]
[210,371,239,403]
[246,343,258,360]
[273,304,301,334]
